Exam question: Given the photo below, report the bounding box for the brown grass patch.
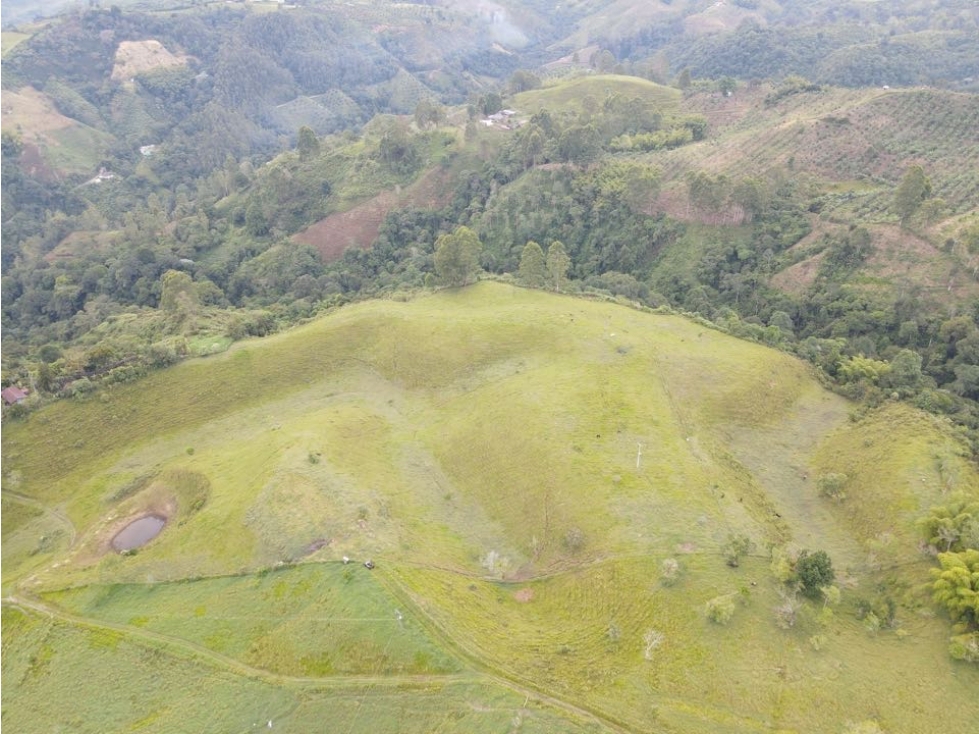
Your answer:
[2,86,77,134]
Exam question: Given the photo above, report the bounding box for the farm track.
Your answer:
[3,578,633,732]
[374,568,640,734]
[2,489,77,548]
[0,593,478,691]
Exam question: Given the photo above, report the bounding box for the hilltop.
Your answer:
[4,283,978,733]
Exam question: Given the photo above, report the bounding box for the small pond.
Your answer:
[112,515,166,552]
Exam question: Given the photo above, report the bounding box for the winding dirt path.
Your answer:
[2,490,77,548]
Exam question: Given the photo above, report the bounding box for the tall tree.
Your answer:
[434,226,482,287]
[894,165,932,226]
[297,126,320,161]
[518,240,546,287]
[546,241,571,292]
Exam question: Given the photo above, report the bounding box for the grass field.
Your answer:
[3,283,978,733]
[1,31,32,57]
[514,74,681,118]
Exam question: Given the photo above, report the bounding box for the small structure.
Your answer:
[363,559,375,570]
[139,144,158,157]
[2,386,28,405]
[85,167,117,185]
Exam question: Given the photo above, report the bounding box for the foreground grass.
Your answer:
[1,604,598,734]
[44,563,460,677]
[3,282,978,733]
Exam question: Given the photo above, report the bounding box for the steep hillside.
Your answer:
[4,283,977,733]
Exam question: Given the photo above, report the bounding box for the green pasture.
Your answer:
[392,554,979,734]
[44,563,459,677]
[4,282,979,733]
[514,75,681,118]
[1,604,597,734]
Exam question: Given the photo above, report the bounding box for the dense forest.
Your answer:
[2,0,978,446]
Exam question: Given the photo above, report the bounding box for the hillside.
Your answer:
[4,283,978,733]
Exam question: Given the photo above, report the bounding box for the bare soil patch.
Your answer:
[650,186,745,226]
[294,167,454,262]
[770,252,827,295]
[111,40,188,81]
[514,587,534,603]
[2,86,76,132]
[863,224,979,302]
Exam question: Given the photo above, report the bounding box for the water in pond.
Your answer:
[112,515,166,551]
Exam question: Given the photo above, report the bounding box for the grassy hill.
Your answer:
[513,74,681,116]
[4,283,978,733]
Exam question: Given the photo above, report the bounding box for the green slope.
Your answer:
[3,283,978,733]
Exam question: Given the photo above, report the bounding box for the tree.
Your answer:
[884,349,923,389]
[546,241,571,291]
[518,240,546,287]
[159,270,198,313]
[245,199,270,237]
[414,99,445,130]
[297,126,319,161]
[932,549,979,627]
[732,177,768,222]
[796,550,835,598]
[817,473,848,502]
[722,533,752,567]
[509,70,541,94]
[557,124,601,166]
[894,165,932,225]
[414,99,434,130]
[481,92,503,116]
[434,226,482,287]
[919,497,979,553]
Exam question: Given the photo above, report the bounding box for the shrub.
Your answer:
[660,557,681,586]
[705,594,736,624]
[563,527,585,553]
[817,473,848,502]
[774,593,802,629]
[722,533,752,567]
[643,629,665,659]
[948,632,979,664]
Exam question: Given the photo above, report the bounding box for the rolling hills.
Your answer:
[4,283,978,733]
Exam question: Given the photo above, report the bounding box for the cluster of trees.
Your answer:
[601,5,979,90]
[920,497,979,663]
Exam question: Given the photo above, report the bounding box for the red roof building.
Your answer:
[2,386,29,405]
